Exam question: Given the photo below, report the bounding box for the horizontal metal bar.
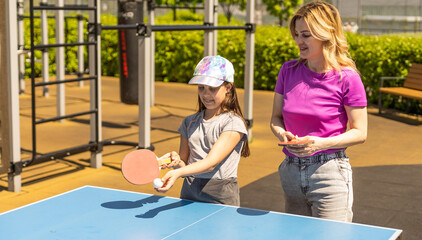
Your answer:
[102,24,249,32]
[380,77,406,80]
[154,5,204,9]
[34,76,97,87]
[33,5,96,11]
[36,110,97,124]
[102,140,139,147]
[102,25,138,30]
[21,143,97,167]
[34,42,96,49]
[19,15,86,20]
[151,25,249,32]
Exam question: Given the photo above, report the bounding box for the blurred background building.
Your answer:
[329,0,422,34]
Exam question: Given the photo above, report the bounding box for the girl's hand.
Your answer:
[160,151,185,169]
[285,136,324,157]
[155,170,181,193]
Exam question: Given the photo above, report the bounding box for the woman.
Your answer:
[270,2,367,222]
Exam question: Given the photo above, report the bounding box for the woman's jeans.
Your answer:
[278,150,353,222]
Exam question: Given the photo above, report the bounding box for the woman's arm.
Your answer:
[287,106,367,157]
[270,92,295,142]
[156,130,244,192]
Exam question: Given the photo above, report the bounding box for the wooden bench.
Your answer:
[378,63,422,114]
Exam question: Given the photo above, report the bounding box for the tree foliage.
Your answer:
[262,0,303,26]
[219,0,246,24]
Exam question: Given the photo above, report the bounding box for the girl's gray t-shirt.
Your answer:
[178,111,248,179]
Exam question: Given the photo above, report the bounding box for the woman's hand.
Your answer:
[279,131,296,142]
[285,136,324,157]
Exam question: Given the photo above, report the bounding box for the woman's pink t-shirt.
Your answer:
[274,60,367,157]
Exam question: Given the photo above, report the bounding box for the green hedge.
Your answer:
[24,12,422,113]
[347,33,422,113]
[23,14,119,77]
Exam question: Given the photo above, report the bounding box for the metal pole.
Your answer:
[138,33,152,149]
[56,0,65,120]
[244,0,255,141]
[77,0,84,87]
[89,0,102,168]
[4,0,21,192]
[357,0,361,33]
[148,0,156,106]
[17,0,25,94]
[204,0,214,56]
[337,0,341,16]
[213,0,218,55]
[41,0,50,97]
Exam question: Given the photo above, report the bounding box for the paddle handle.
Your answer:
[157,157,171,166]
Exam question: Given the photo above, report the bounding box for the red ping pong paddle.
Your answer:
[278,139,314,146]
[121,149,171,185]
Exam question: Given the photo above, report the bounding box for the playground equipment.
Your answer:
[0,0,255,192]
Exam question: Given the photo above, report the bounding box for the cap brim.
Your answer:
[188,76,224,87]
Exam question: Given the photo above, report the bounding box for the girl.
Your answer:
[270,2,367,222]
[156,55,250,206]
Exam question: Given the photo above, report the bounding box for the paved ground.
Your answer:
[1,77,421,239]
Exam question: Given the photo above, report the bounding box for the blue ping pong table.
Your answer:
[0,186,402,240]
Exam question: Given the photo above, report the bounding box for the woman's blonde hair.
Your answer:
[289,1,359,75]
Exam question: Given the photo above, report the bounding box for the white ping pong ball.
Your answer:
[153,178,164,188]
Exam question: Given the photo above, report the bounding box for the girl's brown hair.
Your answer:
[197,82,250,157]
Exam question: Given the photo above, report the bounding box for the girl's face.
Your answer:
[198,83,230,113]
[294,18,324,61]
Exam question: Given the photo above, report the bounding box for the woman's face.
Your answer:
[294,18,324,61]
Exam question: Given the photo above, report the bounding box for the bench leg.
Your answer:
[378,91,382,114]
[405,98,410,113]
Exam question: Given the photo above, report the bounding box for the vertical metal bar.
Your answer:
[88,0,102,168]
[77,0,84,87]
[213,0,218,55]
[420,0,422,32]
[6,0,22,192]
[244,0,255,141]
[41,0,50,97]
[138,4,151,149]
[30,0,37,166]
[203,0,213,56]
[148,0,155,107]
[17,0,25,94]
[357,0,361,34]
[56,0,65,120]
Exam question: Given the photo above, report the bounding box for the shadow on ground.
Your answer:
[240,164,422,240]
[369,111,422,126]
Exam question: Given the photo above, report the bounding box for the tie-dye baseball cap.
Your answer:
[188,55,234,87]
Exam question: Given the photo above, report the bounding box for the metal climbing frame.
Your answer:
[10,0,104,175]
[144,0,256,139]
[6,0,254,192]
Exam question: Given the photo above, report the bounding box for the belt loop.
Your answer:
[335,150,344,159]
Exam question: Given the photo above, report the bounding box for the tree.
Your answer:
[155,0,202,21]
[219,0,246,24]
[263,0,303,26]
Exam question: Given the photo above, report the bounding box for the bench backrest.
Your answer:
[404,63,422,91]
